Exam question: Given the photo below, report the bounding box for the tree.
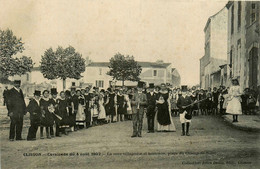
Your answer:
[107,53,142,86]
[0,29,33,83]
[40,46,85,90]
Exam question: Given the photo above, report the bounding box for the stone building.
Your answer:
[200,7,228,89]
[8,61,180,95]
[226,1,260,90]
[84,61,180,89]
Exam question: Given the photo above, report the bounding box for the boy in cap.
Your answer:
[146,83,157,133]
[26,90,41,141]
[7,80,26,141]
[131,81,147,137]
[177,85,193,136]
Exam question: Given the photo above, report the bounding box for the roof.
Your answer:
[31,67,41,71]
[87,61,171,68]
[226,1,234,9]
[31,61,172,70]
[204,6,227,32]
[87,62,110,67]
[219,64,227,69]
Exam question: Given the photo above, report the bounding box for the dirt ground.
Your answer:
[0,106,259,169]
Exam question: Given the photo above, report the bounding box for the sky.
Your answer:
[0,0,228,85]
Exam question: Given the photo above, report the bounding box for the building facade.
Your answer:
[245,1,260,90]
[8,61,180,95]
[226,1,260,90]
[200,7,228,89]
[84,61,180,89]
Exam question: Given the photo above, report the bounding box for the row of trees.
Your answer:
[0,29,142,90]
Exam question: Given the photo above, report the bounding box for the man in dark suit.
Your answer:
[146,83,157,133]
[131,81,147,137]
[6,80,26,141]
[177,85,192,136]
[26,90,41,141]
[84,87,92,128]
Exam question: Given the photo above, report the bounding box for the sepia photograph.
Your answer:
[0,0,259,168]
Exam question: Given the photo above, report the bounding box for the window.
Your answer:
[229,49,233,68]
[237,39,241,73]
[71,82,76,87]
[26,73,29,81]
[237,1,241,29]
[153,70,157,76]
[229,48,234,78]
[250,3,256,24]
[99,68,102,75]
[96,80,104,88]
[231,5,234,34]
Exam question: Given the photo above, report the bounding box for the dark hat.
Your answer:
[65,90,71,96]
[34,90,41,96]
[137,81,145,88]
[51,88,58,95]
[148,83,155,88]
[107,87,112,92]
[181,85,188,92]
[14,80,21,84]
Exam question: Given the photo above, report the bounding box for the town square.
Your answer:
[0,0,259,169]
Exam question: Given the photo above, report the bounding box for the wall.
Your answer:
[211,7,228,60]
[227,1,247,89]
[245,1,260,89]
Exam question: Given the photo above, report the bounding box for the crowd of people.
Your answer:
[3,78,260,141]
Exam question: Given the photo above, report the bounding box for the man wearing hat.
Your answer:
[177,85,193,136]
[131,81,147,137]
[84,87,92,128]
[26,90,41,141]
[6,80,26,141]
[146,83,157,133]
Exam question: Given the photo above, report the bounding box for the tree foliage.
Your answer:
[107,53,142,85]
[0,29,25,58]
[0,29,33,82]
[40,46,85,89]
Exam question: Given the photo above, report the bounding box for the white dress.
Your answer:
[226,86,242,115]
[124,94,132,114]
[98,96,106,119]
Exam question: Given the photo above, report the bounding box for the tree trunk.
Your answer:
[63,78,66,90]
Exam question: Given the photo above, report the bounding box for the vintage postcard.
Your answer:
[0,0,259,168]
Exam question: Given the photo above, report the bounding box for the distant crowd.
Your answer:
[171,85,259,116]
[2,79,260,141]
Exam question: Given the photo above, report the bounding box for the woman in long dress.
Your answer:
[57,91,70,135]
[226,79,242,122]
[156,83,176,132]
[40,90,54,139]
[116,88,126,122]
[125,88,132,120]
[90,94,99,126]
[76,91,86,129]
[98,90,106,124]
